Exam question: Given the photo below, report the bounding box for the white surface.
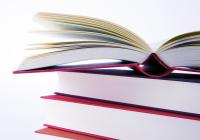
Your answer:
[1,0,200,139]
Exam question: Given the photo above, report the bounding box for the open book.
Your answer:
[15,12,200,78]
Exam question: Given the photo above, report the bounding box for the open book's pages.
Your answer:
[41,95,200,140]
[15,12,200,77]
[56,71,200,114]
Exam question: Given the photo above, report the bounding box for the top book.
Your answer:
[15,12,200,77]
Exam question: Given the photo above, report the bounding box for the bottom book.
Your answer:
[36,125,109,140]
[36,128,72,140]
[41,94,200,140]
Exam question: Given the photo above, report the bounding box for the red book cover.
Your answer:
[13,53,200,78]
[36,124,115,140]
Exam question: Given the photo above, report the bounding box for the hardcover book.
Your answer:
[41,94,200,140]
[56,70,200,114]
[14,12,200,78]
[36,125,110,140]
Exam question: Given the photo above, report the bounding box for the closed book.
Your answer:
[56,70,200,115]
[41,94,200,140]
[36,126,108,140]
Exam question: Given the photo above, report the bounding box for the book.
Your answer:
[35,129,72,140]
[41,94,200,140]
[14,12,200,78]
[36,125,110,140]
[55,70,200,115]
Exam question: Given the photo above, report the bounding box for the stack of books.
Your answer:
[14,12,200,140]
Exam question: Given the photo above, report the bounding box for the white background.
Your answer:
[1,0,200,139]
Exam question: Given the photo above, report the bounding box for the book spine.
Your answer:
[133,53,173,78]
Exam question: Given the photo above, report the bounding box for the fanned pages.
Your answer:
[15,12,200,78]
[37,12,150,51]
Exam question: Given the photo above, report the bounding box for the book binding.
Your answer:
[13,53,200,78]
